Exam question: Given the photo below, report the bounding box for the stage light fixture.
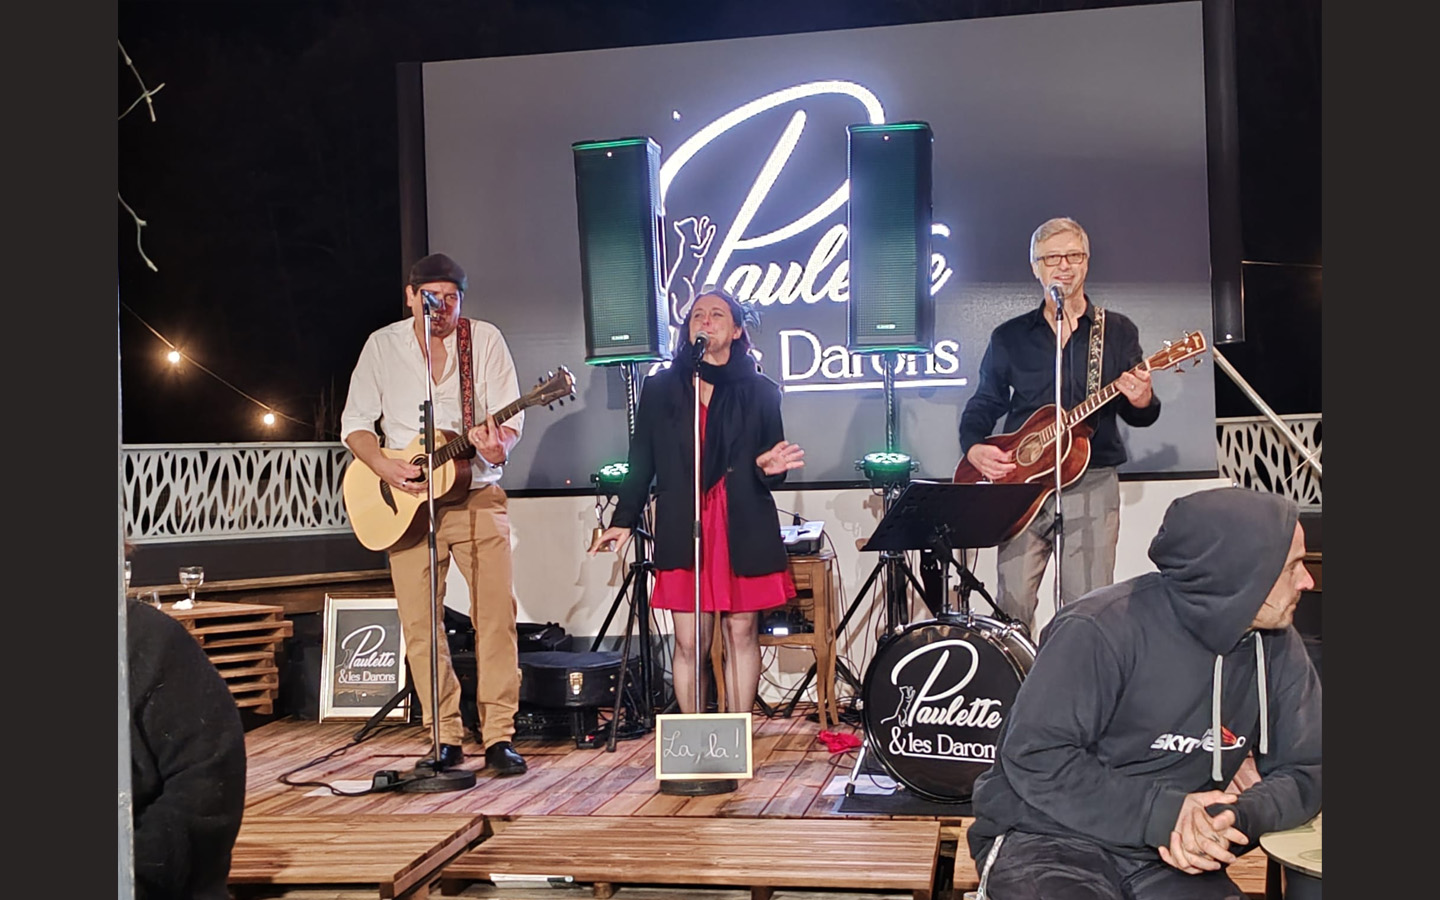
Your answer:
[858,451,913,488]
[591,461,629,496]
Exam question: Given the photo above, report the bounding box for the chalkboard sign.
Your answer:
[654,713,754,780]
[319,593,409,722]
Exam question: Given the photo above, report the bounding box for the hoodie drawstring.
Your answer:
[1255,632,1269,755]
[1211,656,1223,782]
[1213,635,1271,783]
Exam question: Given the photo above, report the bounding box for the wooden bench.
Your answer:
[229,813,487,899]
[938,820,1273,898]
[441,815,942,899]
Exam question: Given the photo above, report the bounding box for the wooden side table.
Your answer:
[709,550,840,730]
[160,600,294,714]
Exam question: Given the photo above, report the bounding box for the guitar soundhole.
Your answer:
[1015,436,1046,467]
[408,456,428,484]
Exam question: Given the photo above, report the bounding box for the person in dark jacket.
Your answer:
[128,598,247,900]
[967,486,1321,900]
[590,286,805,714]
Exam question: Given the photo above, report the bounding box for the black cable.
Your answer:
[275,721,427,796]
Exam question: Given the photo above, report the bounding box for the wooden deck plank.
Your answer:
[231,813,485,898]
[442,816,941,893]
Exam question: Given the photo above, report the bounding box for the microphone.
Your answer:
[692,333,709,359]
[1048,283,1065,310]
[420,289,444,312]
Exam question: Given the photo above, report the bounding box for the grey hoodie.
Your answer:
[967,487,1322,863]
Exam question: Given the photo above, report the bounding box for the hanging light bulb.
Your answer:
[262,412,276,427]
[166,349,182,364]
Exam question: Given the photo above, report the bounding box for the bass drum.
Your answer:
[860,614,1036,802]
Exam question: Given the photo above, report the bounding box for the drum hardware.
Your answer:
[841,480,1048,803]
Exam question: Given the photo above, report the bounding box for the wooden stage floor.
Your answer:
[237,707,1272,899]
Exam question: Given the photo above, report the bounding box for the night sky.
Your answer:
[117,0,1319,445]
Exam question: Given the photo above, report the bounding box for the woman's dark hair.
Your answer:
[673,284,755,358]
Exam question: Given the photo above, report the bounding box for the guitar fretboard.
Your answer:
[1034,362,1152,447]
[430,396,528,466]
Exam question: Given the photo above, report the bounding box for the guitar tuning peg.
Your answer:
[558,399,564,406]
[1164,340,1173,348]
[548,370,555,379]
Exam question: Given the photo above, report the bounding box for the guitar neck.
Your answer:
[1063,374,1133,429]
[431,397,527,466]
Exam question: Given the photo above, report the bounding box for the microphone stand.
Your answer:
[394,293,475,793]
[660,334,736,796]
[1049,284,1066,616]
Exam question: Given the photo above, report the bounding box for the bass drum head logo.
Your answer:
[861,621,1026,801]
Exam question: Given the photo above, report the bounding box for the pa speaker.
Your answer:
[573,137,669,365]
[846,122,934,353]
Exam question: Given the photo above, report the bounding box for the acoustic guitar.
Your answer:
[342,367,575,551]
[952,331,1207,541]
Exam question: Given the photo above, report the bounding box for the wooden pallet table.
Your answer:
[441,815,942,899]
[230,814,488,900]
[162,600,294,714]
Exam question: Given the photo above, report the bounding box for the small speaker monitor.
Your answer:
[573,137,669,365]
[846,122,934,353]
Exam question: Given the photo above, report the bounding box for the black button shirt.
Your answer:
[959,297,1161,469]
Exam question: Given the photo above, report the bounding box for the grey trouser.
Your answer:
[981,831,1246,900]
[995,466,1120,635]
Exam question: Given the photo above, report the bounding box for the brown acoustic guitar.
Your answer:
[952,331,1207,541]
[342,367,575,551]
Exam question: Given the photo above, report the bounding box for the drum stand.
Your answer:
[842,480,1047,799]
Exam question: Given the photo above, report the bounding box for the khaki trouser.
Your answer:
[995,466,1120,635]
[387,484,520,747]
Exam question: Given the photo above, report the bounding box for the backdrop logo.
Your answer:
[656,80,964,393]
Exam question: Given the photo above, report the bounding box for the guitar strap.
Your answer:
[1087,305,1106,398]
[457,317,477,432]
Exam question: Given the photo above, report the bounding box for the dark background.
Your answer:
[117,0,1319,445]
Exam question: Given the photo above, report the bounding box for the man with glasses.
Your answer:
[958,217,1161,634]
[341,252,529,777]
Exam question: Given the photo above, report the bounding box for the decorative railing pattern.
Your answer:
[123,417,1321,542]
[1216,414,1322,512]
[123,443,354,544]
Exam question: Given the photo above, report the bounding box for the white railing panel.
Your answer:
[123,443,354,544]
[1216,415,1322,513]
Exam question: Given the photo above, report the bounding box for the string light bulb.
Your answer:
[262,412,276,426]
[166,349,182,364]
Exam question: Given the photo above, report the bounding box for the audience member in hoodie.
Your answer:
[966,486,1321,900]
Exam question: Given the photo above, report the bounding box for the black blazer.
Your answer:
[609,362,790,576]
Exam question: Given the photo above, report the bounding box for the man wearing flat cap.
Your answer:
[341,252,528,776]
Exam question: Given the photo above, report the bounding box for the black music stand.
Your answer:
[780,480,1047,722]
[862,480,1048,620]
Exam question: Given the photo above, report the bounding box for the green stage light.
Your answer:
[860,451,913,486]
[593,461,630,494]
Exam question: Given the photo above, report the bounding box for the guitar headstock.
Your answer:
[525,365,577,410]
[1147,331,1208,373]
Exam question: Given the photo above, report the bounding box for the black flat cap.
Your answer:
[408,253,467,292]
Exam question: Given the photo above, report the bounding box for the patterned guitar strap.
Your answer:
[456,317,477,445]
[1087,305,1106,399]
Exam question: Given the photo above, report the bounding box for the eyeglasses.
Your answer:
[1035,251,1089,266]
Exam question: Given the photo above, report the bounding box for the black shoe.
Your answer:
[416,743,464,771]
[485,741,527,776]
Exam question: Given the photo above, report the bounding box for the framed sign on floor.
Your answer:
[319,592,409,722]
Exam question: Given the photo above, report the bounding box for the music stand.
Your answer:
[863,480,1047,617]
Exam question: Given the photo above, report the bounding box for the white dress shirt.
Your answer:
[341,317,524,489]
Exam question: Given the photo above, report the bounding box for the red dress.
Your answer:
[651,402,795,614]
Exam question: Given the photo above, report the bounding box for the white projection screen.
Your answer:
[415,2,1219,489]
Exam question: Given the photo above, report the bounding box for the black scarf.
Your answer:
[673,348,758,491]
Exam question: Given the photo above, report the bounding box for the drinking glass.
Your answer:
[143,589,163,610]
[177,565,204,609]
[124,560,132,594]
